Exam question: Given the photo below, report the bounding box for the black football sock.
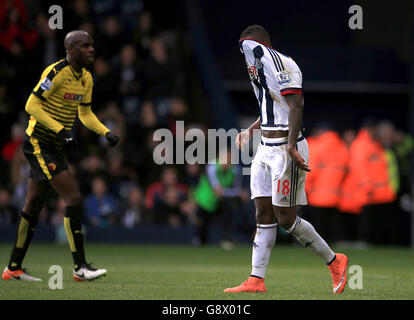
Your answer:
[8,212,38,271]
[64,206,86,270]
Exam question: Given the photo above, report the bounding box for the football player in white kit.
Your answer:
[224,25,348,294]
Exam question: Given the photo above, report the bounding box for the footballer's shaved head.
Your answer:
[240,25,271,46]
[64,30,90,50]
[64,30,95,71]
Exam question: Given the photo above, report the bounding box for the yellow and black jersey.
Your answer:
[26,59,93,149]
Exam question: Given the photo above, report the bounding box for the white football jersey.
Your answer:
[239,38,303,131]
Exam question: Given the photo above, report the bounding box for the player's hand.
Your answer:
[105,132,120,147]
[235,130,251,151]
[58,129,77,148]
[287,146,311,172]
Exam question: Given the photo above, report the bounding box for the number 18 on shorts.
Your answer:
[250,137,309,207]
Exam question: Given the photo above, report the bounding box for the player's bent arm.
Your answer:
[78,105,110,136]
[284,93,303,150]
[236,117,260,150]
[284,93,310,172]
[25,94,64,133]
[248,117,261,134]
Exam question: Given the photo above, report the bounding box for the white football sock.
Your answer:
[251,223,277,278]
[287,216,335,264]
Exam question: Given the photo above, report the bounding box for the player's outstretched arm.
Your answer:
[284,94,310,172]
[78,105,119,146]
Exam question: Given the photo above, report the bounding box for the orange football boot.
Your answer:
[224,276,266,293]
[328,253,348,294]
[2,267,42,281]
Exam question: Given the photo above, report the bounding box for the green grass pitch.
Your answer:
[0,243,413,300]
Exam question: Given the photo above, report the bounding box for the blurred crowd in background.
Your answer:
[0,0,412,247]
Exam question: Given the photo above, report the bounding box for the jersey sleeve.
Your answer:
[240,40,264,82]
[278,58,303,96]
[31,65,64,101]
[240,40,257,66]
[80,71,93,107]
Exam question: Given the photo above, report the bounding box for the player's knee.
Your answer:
[255,208,275,224]
[277,215,296,230]
[23,197,44,216]
[66,194,83,207]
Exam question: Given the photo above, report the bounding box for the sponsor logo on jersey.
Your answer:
[277,71,291,85]
[40,78,53,91]
[64,93,84,102]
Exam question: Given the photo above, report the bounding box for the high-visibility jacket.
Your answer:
[338,129,373,213]
[306,131,348,208]
[365,143,397,205]
[338,129,396,213]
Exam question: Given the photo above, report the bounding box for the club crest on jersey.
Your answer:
[40,78,53,91]
[47,162,56,171]
[277,71,291,86]
[247,65,258,81]
[64,93,84,102]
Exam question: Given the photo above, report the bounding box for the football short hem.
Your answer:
[272,200,308,207]
[251,194,272,200]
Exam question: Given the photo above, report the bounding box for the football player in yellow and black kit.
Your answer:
[2,31,119,282]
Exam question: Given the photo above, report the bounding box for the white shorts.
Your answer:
[250,135,309,207]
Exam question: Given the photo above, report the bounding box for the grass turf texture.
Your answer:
[0,243,413,300]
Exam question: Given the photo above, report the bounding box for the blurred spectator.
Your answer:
[92,56,119,110]
[84,176,118,227]
[0,84,13,130]
[33,13,60,70]
[185,163,201,189]
[122,100,159,183]
[141,37,178,103]
[342,128,356,147]
[95,15,127,62]
[304,123,348,243]
[165,98,188,132]
[9,147,30,210]
[192,150,244,247]
[338,121,376,216]
[132,11,155,60]
[106,152,137,200]
[65,0,93,32]
[78,153,106,194]
[393,129,413,245]
[394,130,414,197]
[114,44,142,122]
[153,185,189,227]
[0,0,38,52]
[1,123,24,163]
[79,19,96,37]
[134,128,164,187]
[340,120,398,245]
[145,166,188,210]
[361,120,400,245]
[0,188,18,227]
[120,186,149,228]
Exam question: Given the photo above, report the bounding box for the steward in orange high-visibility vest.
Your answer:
[306,130,348,208]
[338,128,376,214]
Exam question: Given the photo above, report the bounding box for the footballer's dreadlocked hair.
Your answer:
[240,25,271,43]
